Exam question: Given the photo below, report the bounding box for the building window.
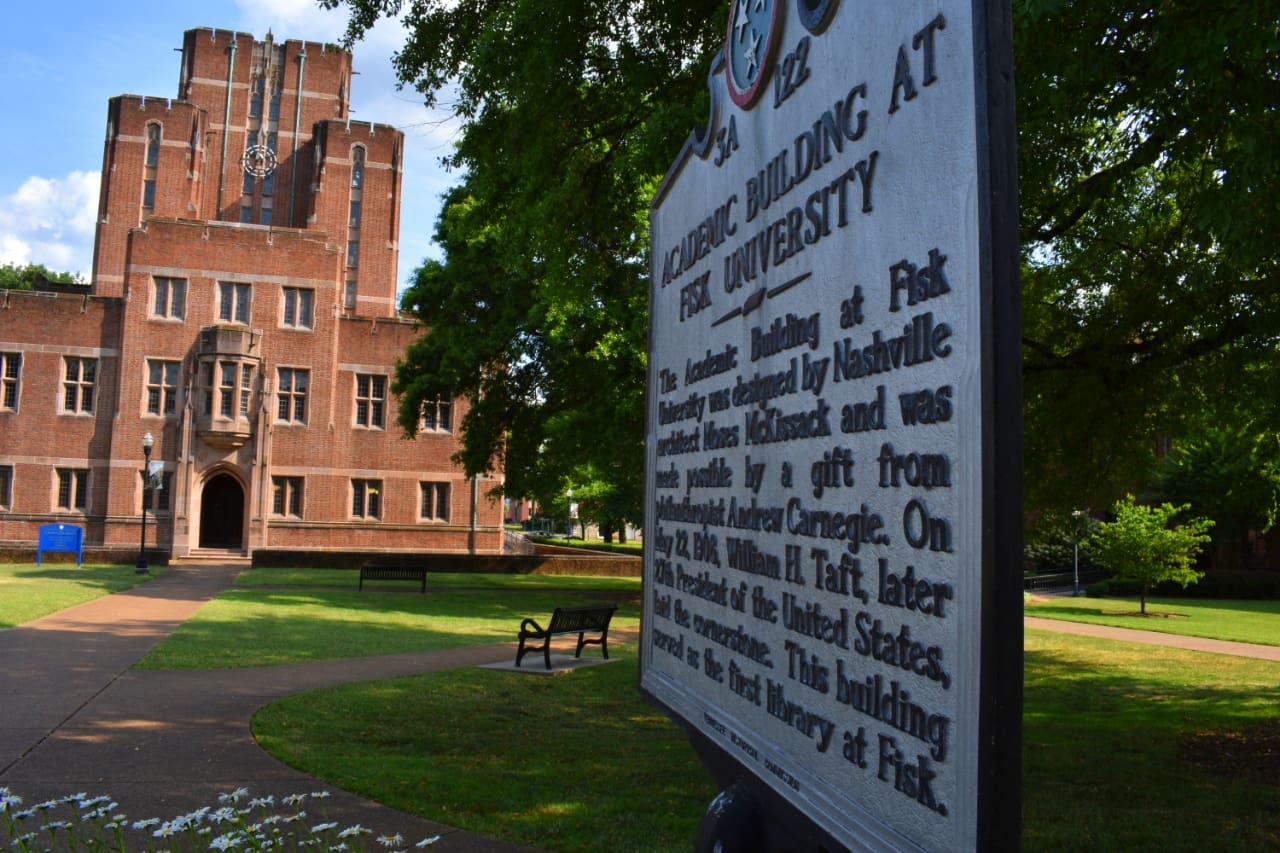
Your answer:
[272,476,303,518]
[219,362,236,417]
[420,482,450,522]
[153,277,186,319]
[349,200,361,227]
[282,287,314,329]
[56,468,89,511]
[1,352,21,411]
[346,240,359,268]
[420,398,453,432]
[352,479,381,519]
[276,368,308,423]
[354,374,386,429]
[143,123,161,213]
[145,123,162,167]
[351,147,365,188]
[0,465,12,510]
[218,281,251,324]
[344,280,356,312]
[249,81,263,119]
[240,364,253,416]
[261,207,273,227]
[201,362,214,415]
[62,357,96,414]
[239,205,253,224]
[146,359,181,416]
[146,471,173,514]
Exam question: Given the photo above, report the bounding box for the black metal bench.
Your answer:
[516,604,618,670]
[359,563,427,593]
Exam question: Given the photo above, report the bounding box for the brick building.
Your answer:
[0,28,504,561]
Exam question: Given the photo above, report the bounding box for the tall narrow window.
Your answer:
[240,364,253,416]
[282,288,314,329]
[1,352,21,411]
[201,362,214,415]
[143,123,161,212]
[0,464,12,510]
[249,80,263,118]
[351,147,365,188]
[420,482,450,522]
[145,123,161,167]
[272,476,303,517]
[349,200,361,227]
[56,468,89,511]
[354,374,386,429]
[352,479,382,519]
[149,471,173,513]
[219,362,236,417]
[152,277,186,319]
[62,357,96,414]
[276,368,308,423]
[344,280,357,313]
[218,281,251,323]
[146,360,181,416]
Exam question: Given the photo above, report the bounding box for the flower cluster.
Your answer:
[0,787,441,852]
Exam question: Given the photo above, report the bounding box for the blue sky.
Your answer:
[0,0,458,285]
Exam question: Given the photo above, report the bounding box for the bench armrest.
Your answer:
[519,617,545,636]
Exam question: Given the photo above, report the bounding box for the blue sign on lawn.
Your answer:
[37,524,84,567]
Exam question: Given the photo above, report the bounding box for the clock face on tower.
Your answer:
[242,144,277,179]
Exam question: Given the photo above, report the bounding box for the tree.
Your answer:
[1086,494,1214,614]
[0,263,82,290]
[1016,0,1280,512]
[330,0,724,528]
[330,0,1280,521]
[1158,425,1280,571]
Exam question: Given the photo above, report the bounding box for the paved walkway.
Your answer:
[1024,616,1280,661]
[0,564,546,851]
[1,565,1276,851]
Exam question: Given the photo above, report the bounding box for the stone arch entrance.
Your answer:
[199,473,245,549]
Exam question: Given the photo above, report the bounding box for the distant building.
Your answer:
[0,28,504,560]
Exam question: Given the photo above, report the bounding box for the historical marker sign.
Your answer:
[642,0,1021,850]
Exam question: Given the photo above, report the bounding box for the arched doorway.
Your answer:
[199,473,244,549]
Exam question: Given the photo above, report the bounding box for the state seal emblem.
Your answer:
[725,0,785,108]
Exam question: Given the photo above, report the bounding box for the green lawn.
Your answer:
[1023,629,1280,850]
[1025,595,1280,646]
[135,585,640,669]
[254,628,1280,852]
[254,643,715,853]
[0,562,163,628]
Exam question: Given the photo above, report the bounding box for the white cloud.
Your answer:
[0,171,100,277]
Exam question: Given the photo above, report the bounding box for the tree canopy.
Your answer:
[1016,0,1280,511]
[0,263,82,290]
[328,0,1280,526]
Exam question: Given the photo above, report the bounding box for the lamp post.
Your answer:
[565,488,574,539]
[1071,509,1085,596]
[136,432,154,574]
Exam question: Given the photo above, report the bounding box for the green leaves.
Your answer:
[1086,494,1214,612]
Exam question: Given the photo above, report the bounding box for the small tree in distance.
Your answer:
[1086,495,1214,615]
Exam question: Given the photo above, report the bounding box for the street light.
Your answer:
[1071,509,1086,596]
[136,432,154,574]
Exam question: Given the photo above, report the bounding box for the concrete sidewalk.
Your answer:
[0,564,545,851]
[1025,615,1280,661]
